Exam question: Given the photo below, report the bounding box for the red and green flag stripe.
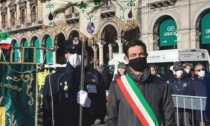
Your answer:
[0,32,11,50]
[116,74,159,126]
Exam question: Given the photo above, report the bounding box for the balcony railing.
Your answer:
[66,12,79,24]
[66,12,79,20]
[101,5,115,13]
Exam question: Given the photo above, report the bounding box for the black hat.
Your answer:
[64,37,82,54]
[173,62,184,71]
[64,37,81,46]
[65,45,81,54]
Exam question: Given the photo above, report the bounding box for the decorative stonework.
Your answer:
[8,2,16,12]
[148,0,177,9]
[42,22,67,36]
[29,0,37,6]
[1,7,7,14]
[18,0,27,9]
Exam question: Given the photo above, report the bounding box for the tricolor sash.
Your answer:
[116,74,159,126]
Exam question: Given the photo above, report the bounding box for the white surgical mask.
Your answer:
[197,70,205,77]
[68,53,81,68]
[175,70,183,78]
[185,69,190,74]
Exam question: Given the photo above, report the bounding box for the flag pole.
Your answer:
[79,35,86,126]
[0,47,2,60]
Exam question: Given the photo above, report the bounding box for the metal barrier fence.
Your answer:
[172,94,209,126]
[172,94,206,111]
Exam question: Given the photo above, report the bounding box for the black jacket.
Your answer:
[43,63,106,126]
[106,67,175,126]
[168,75,191,95]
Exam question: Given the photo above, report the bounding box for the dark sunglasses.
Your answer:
[196,68,205,72]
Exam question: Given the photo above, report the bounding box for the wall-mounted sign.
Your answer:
[201,13,210,44]
[159,19,177,46]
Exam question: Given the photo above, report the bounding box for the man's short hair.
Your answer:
[195,63,204,69]
[149,64,156,69]
[184,63,192,68]
[123,39,147,56]
[173,62,184,71]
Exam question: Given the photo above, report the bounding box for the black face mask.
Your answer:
[128,57,147,71]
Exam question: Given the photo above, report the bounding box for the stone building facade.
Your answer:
[0,0,210,67]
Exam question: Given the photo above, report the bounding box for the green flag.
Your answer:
[0,63,37,126]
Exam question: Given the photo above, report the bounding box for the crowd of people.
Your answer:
[39,38,210,126]
[149,61,210,126]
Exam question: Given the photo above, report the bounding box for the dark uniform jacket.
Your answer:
[168,75,191,95]
[43,62,106,126]
[106,67,175,126]
[206,75,210,121]
[188,76,209,122]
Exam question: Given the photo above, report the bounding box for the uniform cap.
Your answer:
[65,45,81,54]
[64,37,81,54]
[173,62,184,71]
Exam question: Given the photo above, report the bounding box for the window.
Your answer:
[1,13,6,28]
[31,6,36,22]
[20,9,25,24]
[10,11,16,26]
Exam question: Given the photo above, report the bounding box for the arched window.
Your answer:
[31,6,36,22]
[20,9,25,24]
[10,11,16,26]
[1,13,6,28]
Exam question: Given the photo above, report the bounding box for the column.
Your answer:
[91,45,98,68]
[116,39,123,54]
[108,43,113,61]
[179,30,190,49]
[18,49,21,62]
[97,41,104,65]
[190,29,199,48]
[40,46,44,64]
[148,34,155,51]
[53,50,56,64]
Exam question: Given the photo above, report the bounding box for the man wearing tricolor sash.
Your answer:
[106,40,175,126]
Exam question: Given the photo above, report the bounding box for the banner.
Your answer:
[201,13,210,44]
[42,1,66,26]
[42,0,101,38]
[159,19,177,46]
[0,63,37,126]
[112,0,139,31]
[42,0,86,26]
[75,1,101,38]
